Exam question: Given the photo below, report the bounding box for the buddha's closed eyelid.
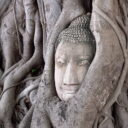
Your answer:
[55,57,67,66]
[80,55,91,59]
[78,59,90,66]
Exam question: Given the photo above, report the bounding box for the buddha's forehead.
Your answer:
[55,42,93,60]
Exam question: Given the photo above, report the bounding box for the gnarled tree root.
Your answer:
[0,10,42,128]
[19,105,35,128]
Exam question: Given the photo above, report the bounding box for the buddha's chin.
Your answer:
[61,92,75,101]
[56,86,79,101]
[59,86,79,101]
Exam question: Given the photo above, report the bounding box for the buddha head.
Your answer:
[55,14,96,101]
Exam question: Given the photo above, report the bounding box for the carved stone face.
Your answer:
[55,42,94,101]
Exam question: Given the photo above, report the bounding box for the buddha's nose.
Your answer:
[63,63,79,85]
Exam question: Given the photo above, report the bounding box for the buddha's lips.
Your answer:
[61,84,79,93]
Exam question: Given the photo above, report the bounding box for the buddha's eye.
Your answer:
[78,59,90,66]
[56,58,66,67]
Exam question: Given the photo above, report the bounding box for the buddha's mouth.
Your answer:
[61,84,79,94]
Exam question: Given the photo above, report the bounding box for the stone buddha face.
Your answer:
[55,41,94,101]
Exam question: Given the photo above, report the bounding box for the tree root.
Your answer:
[93,3,128,113]
[13,0,23,57]
[0,0,35,82]
[90,3,128,127]
[0,9,42,127]
[0,0,25,72]
[1,60,23,81]
[0,75,41,100]
[16,77,40,103]
[0,0,12,18]
[19,105,35,128]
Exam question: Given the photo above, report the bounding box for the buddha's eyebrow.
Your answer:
[56,55,66,60]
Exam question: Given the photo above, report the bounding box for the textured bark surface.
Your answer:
[0,0,128,128]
